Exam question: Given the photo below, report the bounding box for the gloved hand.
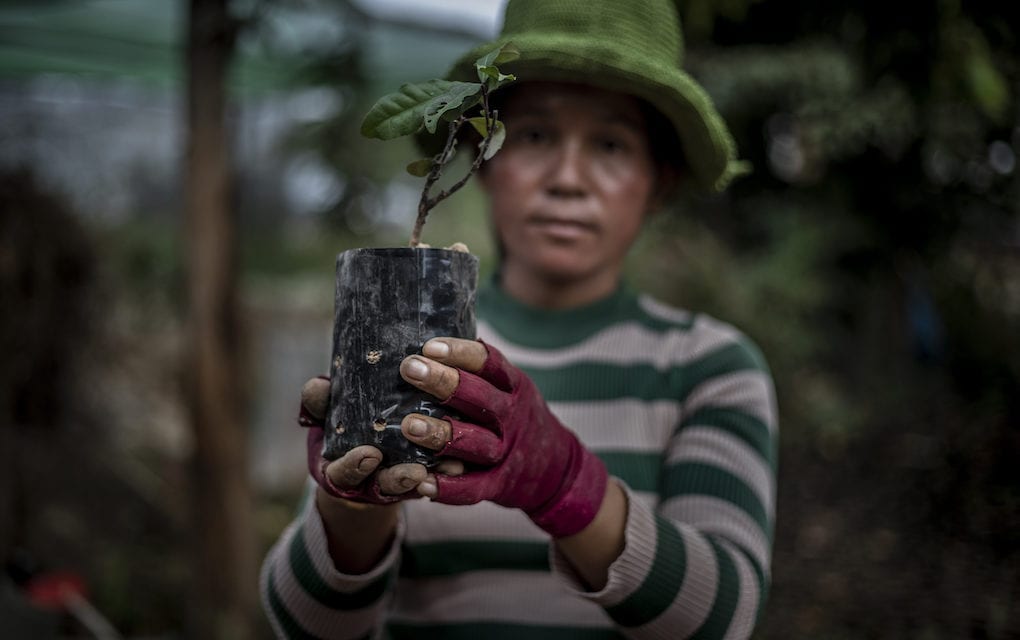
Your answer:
[298,376,427,505]
[398,339,608,537]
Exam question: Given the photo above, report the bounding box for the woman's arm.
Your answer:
[550,323,778,640]
[259,377,426,638]
[259,485,404,639]
[554,478,629,590]
[315,489,401,574]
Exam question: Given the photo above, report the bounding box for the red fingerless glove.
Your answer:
[298,379,416,505]
[431,342,608,538]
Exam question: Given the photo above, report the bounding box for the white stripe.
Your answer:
[404,490,661,546]
[630,489,659,511]
[550,398,681,452]
[661,495,771,578]
[720,540,761,640]
[403,499,546,545]
[480,320,695,371]
[566,487,661,608]
[301,501,402,591]
[684,314,748,361]
[668,426,775,518]
[680,370,778,438]
[391,570,614,628]
[634,524,717,639]
[259,530,291,639]
[263,524,386,639]
[637,295,694,325]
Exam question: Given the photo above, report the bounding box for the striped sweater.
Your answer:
[261,283,778,639]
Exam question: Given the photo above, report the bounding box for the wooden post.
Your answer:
[184,0,255,636]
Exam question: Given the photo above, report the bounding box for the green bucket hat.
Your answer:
[434,0,749,192]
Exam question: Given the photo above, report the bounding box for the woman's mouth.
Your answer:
[528,216,597,241]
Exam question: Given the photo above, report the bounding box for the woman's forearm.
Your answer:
[554,478,628,591]
[315,487,401,574]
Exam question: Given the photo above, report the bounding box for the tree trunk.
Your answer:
[184,1,254,637]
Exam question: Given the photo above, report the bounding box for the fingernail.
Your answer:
[357,458,376,473]
[405,357,429,380]
[419,478,437,498]
[423,340,450,358]
[400,476,419,489]
[407,418,427,437]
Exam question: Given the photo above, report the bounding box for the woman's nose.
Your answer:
[545,140,588,197]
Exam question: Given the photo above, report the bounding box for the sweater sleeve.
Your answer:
[259,483,405,639]
[550,328,778,640]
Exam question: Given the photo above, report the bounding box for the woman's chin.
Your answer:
[527,256,602,287]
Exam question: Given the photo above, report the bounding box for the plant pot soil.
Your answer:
[324,247,478,467]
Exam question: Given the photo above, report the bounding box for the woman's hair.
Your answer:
[639,99,684,202]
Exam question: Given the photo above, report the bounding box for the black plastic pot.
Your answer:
[324,247,478,467]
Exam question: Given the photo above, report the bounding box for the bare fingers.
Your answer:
[402,413,451,450]
[301,377,330,420]
[417,460,464,498]
[322,407,472,498]
[422,338,487,373]
[377,463,428,495]
[400,338,494,403]
[323,445,383,489]
[325,448,429,496]
[400,354,460,402]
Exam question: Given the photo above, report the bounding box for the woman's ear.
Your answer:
[649,164,680,213]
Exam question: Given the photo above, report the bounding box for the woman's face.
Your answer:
[479,82,658,301]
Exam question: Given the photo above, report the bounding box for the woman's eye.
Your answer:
[510,126,550,145]
[598,138,627,154]
[522,129,547,144]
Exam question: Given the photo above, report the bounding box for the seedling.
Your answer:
[328,46,517,466]
[360,42,519,247]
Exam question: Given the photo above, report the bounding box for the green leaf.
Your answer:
[361,79,478,140]
[422,82,484,134]
[965,52,1009,123]
[467,117,489,137]
[482,121,506,160]
[478,67,517,92]
[406,158,434,177]
[474,42,521,88]
[474,42,520,69]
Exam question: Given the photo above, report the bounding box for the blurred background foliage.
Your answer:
[0,0,1017,637]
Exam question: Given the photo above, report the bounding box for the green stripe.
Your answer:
[680,340,770,384]
[267,567,323,640]
[604,516,686,627]
[660,462,771,535]
[478,282,642,348]
[732,544,769,623]
[690,539,740,640]
[400,540,549,578]
[523,342,768,403]
[288,523,393,610]
[678,406,776,469]
[478,282,706,349]
[389,621,623,639]
[597,451,661,493]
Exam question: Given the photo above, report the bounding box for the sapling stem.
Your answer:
[409,86,497,247]
[361,42,517,247]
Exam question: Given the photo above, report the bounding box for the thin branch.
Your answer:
[424,132,490,213]
[410,84,498,247]
[410,117,464,246]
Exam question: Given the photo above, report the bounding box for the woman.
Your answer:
[261,0,777,638]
